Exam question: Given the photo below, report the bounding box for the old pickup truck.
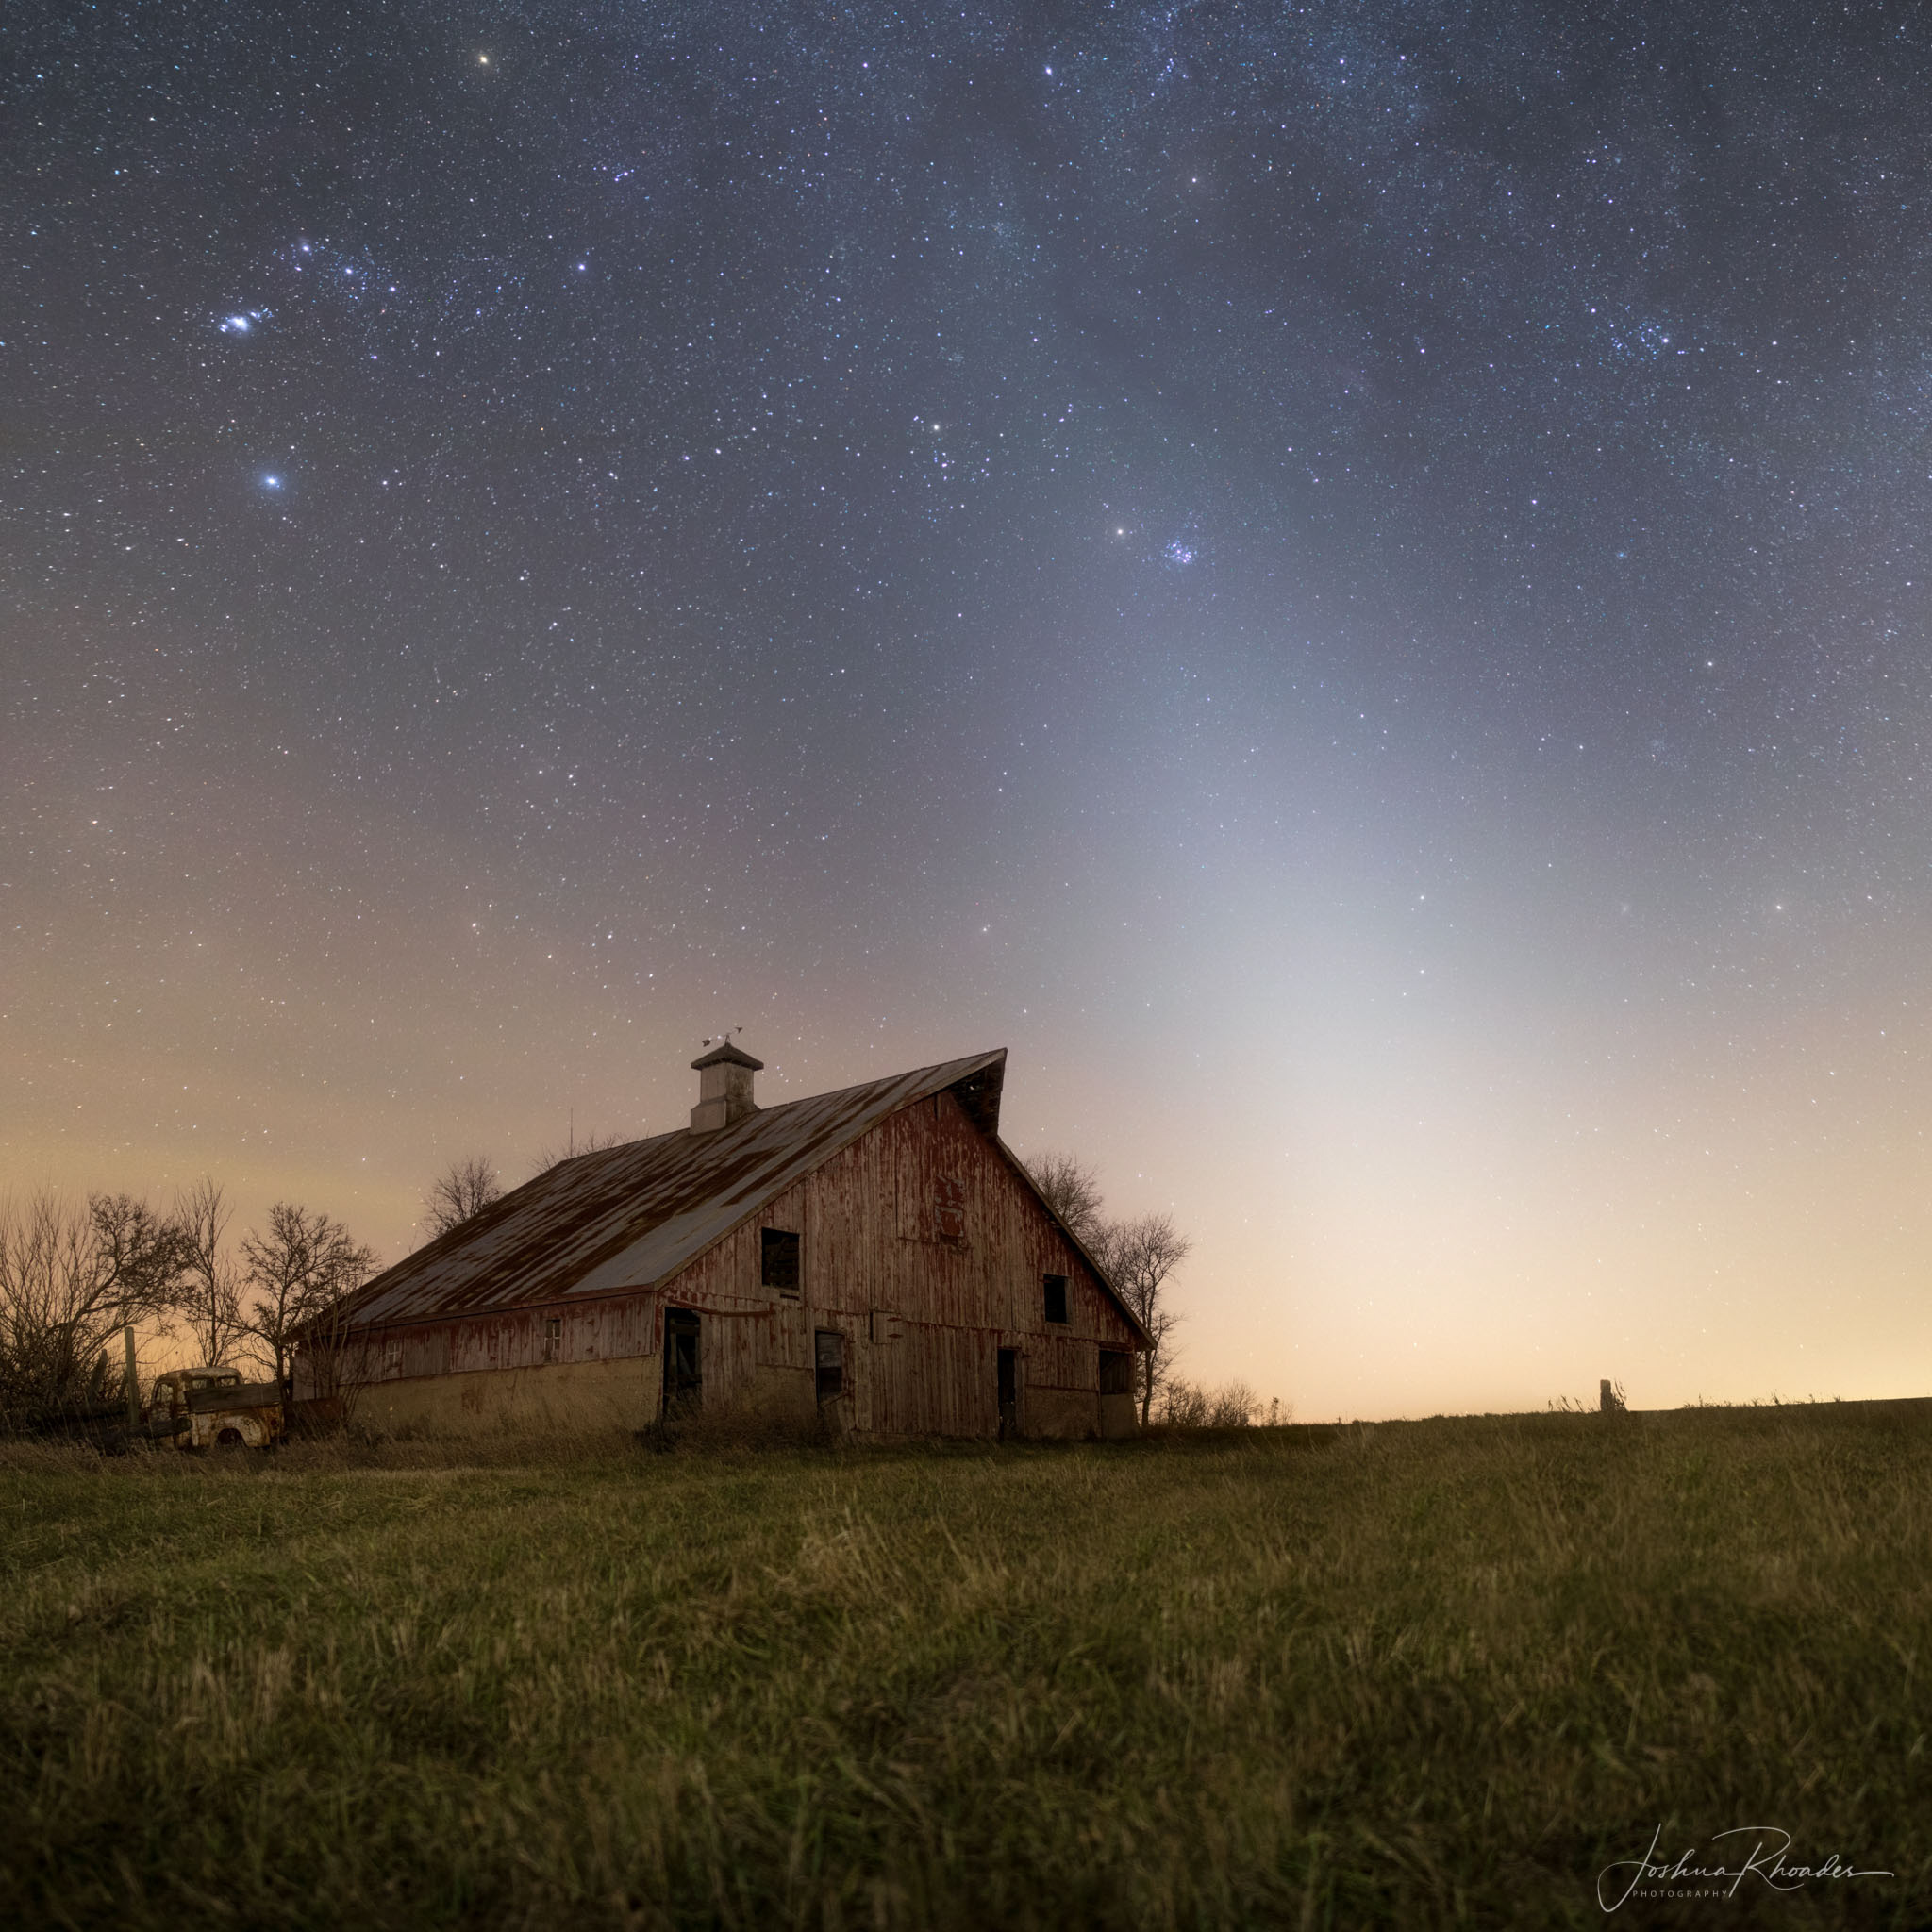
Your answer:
[148,1366,285,1450]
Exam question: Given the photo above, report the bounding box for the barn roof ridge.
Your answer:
[335,1047,1008,1329]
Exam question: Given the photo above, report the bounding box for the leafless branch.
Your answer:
[242,1203,377,1391]
[1094,1211,1192,1426]
[421,1154,503,1241]
[0,1191,186,1428]
[173,1176,245,1367]
[530,1127,627,1175]
[1023,1151,1108,1249]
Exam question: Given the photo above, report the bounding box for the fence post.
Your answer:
[124,1322,141,1431]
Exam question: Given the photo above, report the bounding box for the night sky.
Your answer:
[8,3,1932,1415]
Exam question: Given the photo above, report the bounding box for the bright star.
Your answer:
[262,475,282,490]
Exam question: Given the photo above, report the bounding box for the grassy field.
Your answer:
[3,1406,1930,1929]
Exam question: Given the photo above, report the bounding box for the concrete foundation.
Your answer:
[351,1356,658,1437]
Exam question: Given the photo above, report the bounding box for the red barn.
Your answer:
[300,1045,1145,1439]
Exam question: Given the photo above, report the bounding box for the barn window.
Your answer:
[1042,1274,1070,1324]
[1099,1349,1133,1396]
[761,1227,801,1297]
[934,1173,967,1241]
[815,1329,844,1402]
[543,1316,561,1362]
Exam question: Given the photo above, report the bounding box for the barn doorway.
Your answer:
[814,1328,844,1403]
[662,1308,702,1416]
[997,1349,1018,1439]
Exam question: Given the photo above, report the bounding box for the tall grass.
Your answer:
[3,1406,1928,1927]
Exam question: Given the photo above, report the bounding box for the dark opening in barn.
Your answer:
[761,1227,801,1297]
[663,1309,701,1412]
[1042,1274,1070,1324]
[814,1329,843,1402]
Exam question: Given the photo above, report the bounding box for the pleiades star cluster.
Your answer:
[7,4,1930,1410]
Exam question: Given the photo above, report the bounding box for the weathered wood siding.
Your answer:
[658,1087,1139,1437]
[322,1089,1139,1440]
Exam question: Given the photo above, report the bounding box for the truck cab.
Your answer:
[148,1367,285,1450]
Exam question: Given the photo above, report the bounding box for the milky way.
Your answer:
[8,4,1932,1412]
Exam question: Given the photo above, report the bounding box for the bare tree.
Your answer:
[1157,1378,1260,1428]
[421,1155,502,1241]
[1096,1212,1192,1427]
[173,1177,245,1367]
[92,1193,191,1310]
[530,1126,627,1175]
[1208,1379,1260,1427]
[241,1204,377,1391]
[0,1191,186,1427]
[1158,1377,1210,1428]
[1023,1151,1108,1249]
[299,1281,378,1424]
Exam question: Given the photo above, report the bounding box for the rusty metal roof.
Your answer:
[339,1049,1010,1328]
